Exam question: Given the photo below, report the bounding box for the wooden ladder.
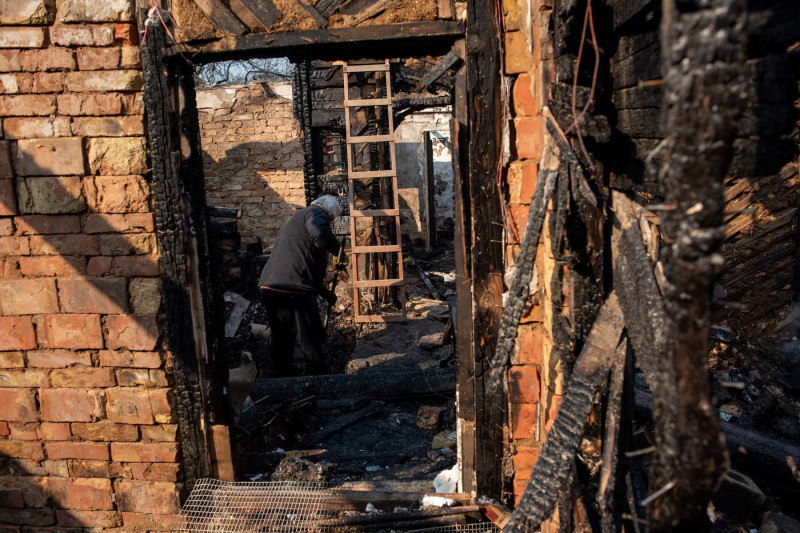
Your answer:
[342,60,406,322]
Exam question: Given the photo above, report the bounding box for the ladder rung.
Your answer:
[353,244,401,253]
[353,278,404,288]
[350,208,399,217]
[344,97,391,107]
[349,170,395,179]
[355,314,406,323]
[344,64,390,73]
[347,134,393,143]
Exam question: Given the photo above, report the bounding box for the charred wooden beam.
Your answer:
[166,21,464,61]
[238,0,282,29]
[192,0,248,34]
[644,0,746,527]
[465,0,505,501]
[505,294,625,532]
[315,0,345,18]
[417,49,461,91]
[296,0,328,28]
[140,6,213,488]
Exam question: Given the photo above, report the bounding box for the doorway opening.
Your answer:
[194,54,464,488]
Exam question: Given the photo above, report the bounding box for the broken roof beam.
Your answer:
[237,0,283,30]
[316,0,345,18]
[167,21,464,61]
[297,0,328,28]
[192,0,248,34]
[416,49,461,91]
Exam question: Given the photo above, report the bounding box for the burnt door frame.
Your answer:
[142,13,505,499]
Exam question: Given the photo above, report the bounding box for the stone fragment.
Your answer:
[416,405,445,430]
[129,277,162,315]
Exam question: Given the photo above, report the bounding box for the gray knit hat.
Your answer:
[311,195,342,218]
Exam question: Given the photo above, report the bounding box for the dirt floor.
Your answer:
[222,241,460,489]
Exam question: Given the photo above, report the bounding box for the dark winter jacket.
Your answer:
[258,204,340,294]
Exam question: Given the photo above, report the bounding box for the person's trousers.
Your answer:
[260,289,330,376]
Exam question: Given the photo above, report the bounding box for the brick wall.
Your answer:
[0,1,182,530]
[197,82,305,250]
[500,0,554,506]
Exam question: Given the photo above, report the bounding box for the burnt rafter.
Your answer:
[238,0,283,29]
[192,0,249,34]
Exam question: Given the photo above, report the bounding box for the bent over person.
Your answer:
[258,195,341,376]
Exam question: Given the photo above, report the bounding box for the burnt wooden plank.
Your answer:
[616,108,662,139]
[166,21,464,60]
[647,0,746,527]
[506,294,625,532]
[611,0,657,28]
[341,0,397,25]
[339,0,382,15]
[316,0,345,18]
[297,0,328,28]
[612,42,661,90]
[141,11,213,489]
[614,30,659,62]
[417,49,460,90]
[465,0,505,502]
[614,85,661,109]
[238,0,283,29]
[452,37,476,496]
[192,0,248,34]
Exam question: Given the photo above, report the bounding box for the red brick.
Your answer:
[0,388,37,422]
[49,477,114,511]
[58,277,128,314]
[116,368,151,386]
[14,138,85,176]
[104,315,159,351]
[0,487,24,508]
[97,233,156,256]
[71,422,138,442]
[0,422,8,436]
[56,93,124,116]
[0,507,54,526]
[32,71,66,93]
[76,47,120,70]
[0,236,29,255]
[39,314,103,350]
[115,24,138,45]
[40,388,101,422]
[0,316,36,350]
[85,175,150,214]
[0,94,54,115]
[29,234,100,255]
[512,445,541,479]
[8,422,40,440]
[0,218,13,236]
[514,116,544,160]
[100,255,160,277]
[0,441,44,460]
[0,369,48,387]
[129,462,182,482]
[513,73,537,116]
[508,205,529,237]
[120,512,180,531]
[73,116,144,137]
[49,24,114,47]
[18,48,75,71]
[111,442,180,463]
[66,70,142,93]
[510,402,538,440]
[141,424,178,442]
[0,72,31,94]
[520,302,544,324]
[114,480,181,514]
[0,352,24,368]
[19,256,86,276]
[56,509,121,528]
[26,350,91,368]
[85,255,113,276]
[50,367,116,388]
[105,388,154,424]
[0,49,21,72]
[67,459,128,478]
[508,365,541,405]
[543,390,563,434]
[40,422,71,440]
[84,213,153,234]
[148,389,175,423]
[46,442,109,461]
[504,31,533,74]
[0,180,16,217]
[3,116,70,139]
[0,142,11,178]
[16,215,81,234]
[507,160,538,205]
[513,324,544,364]
[0,27,46,49]
[17,176,85,215]
[98,349,161,368]
[0,279,58,315]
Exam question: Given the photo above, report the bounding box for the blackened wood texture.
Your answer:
[141,13,213,488]
[192,0,248,34]
[238,0,283,29]
[166,21,463,61]
[646,0,745,526]
[464,0,505,501]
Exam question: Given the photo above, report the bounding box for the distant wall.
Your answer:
[197,82,305,250]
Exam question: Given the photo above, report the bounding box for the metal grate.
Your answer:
[173,479,352,532]
[408,525,502,533]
